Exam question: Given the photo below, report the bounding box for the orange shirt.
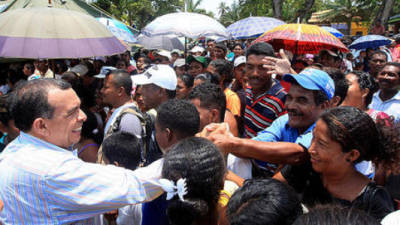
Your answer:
[224,88,241,116]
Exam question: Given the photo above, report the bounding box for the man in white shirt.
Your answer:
[370,62,400,123]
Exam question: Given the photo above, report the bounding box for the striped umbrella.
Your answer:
[253,24,349,55]
[227,17,286,40]
[0,7,126,59]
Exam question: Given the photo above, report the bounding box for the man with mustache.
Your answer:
[204,68,334,178]
[243,43,288,138]
[369,51,388,79]
[369,62,400,124]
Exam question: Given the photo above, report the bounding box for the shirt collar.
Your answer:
[284,120,316,135]
[19,132,76,154]
[375,90,400,101]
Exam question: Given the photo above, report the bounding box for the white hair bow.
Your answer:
[159,178,188,201]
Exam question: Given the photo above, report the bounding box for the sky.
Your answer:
[199,0,234,18]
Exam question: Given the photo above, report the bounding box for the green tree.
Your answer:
[218,2,229,17]
[184,0,203,13]
[319,0,376,35]
[93,0,184,30]
[219,1,242,26]
[238,0,272,18]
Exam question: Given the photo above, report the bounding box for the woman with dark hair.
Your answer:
[161,137,226,225]
[76,108,103,163]
[232,43,244,59]
[227,178,302,225]
[176,74,194,99]
[275,107,399,221]
[341,70,392,126]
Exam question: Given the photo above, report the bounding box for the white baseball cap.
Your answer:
[156,50,172,61]
[173,58,186,68]
[190,46,205,53]
[131,65,177,90]
[234,56,246,67]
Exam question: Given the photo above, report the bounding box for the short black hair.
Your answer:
[207,39,215,44]
[385,62,400,73]
[165,89,177,99]
[215,43,227,53]
[80,108,102,144]
[24,63,34,73]
[323,67,348,105]
[194,73,220,86]
[231,43,244,51]
[209,59,233,87]
[227,178,302,225]
[11,79,71,132]
[108,69,132,96]
[156,99,200,138]
[102,131,141,170]
[371,50,388,61]
[188,83,226,122]
[313,90,329,106]
[246,42,274,58]
[0,94,14,126]
[178,74,194,89]
[293,205,380,225]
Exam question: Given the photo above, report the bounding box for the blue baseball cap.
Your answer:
[283,68,335,100]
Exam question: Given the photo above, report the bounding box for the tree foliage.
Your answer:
[93,0,215,30]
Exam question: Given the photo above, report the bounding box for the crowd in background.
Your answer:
[0,33,399,225]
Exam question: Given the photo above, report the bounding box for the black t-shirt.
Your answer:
[281,162,394,221]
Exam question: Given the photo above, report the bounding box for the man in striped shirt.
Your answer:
[0,79,163,224]
[244,43,287,138]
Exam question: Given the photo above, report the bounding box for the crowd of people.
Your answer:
[0,32,399,225]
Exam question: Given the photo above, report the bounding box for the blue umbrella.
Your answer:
[349,35,392,50]
[97,18,137,43]
[321,26,343,39]
[227,16,285,40]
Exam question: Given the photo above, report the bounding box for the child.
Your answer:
[102,132,143,225]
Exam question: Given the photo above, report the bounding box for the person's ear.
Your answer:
[31,118,49,137]
[330,96,341,107]
[118,86,125,96]
[319,100,331,110]
[361,88,369,100]
[165,127,173,142]
[346,149,361,163]
[113,161,120,167]
[210,108,220,123]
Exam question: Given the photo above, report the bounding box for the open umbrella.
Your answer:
[142,12,229,39]
[253,24,349,55]
[137,34,184,51]
[349,35,392,50]
[321,26,344,39]
[97,17,137,43]
[227,17,286,40]
[0,7,126,59]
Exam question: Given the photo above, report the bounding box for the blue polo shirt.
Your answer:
[252,114,315,174]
